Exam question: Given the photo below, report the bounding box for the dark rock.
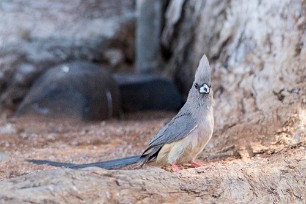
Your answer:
[113,73,182,112]
[0,0,135,110]
[16,61,121,121]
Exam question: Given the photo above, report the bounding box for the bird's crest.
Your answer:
[195,54,211,85]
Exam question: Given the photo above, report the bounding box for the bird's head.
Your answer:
[193,55,212,96]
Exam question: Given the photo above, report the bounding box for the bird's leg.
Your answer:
[171,163,181,171]
[190,161,202,168]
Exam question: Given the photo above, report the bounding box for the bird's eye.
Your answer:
[194,83,199,89]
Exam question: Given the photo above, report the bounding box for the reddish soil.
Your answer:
[0,112,305,203]
[0,112,178,180]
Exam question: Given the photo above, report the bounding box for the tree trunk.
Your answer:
[163,0,306,158]
[136,0,162,74]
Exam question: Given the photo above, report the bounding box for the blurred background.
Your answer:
[0,0,305,154]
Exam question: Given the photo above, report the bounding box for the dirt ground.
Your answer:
[0,112,305,203]
[0,112,176,179]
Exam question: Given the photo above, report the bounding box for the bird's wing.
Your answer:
[142,106,197,156]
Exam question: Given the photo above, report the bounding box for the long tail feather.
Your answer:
[28,155,142,170]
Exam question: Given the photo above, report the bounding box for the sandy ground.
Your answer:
[0,112,305,203]
[0,112,179,180]
[0,111,305,180]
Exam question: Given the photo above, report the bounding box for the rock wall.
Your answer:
[0,0,135,110]
[162,0,306,156]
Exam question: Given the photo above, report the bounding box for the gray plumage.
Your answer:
[139,54,214,166]
[28,54,214,169]
[140,107,197,163]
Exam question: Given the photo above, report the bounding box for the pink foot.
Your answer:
[171,163,181,171]
[190,161,202,168]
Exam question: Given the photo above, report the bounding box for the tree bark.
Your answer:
[163,0,306,157]
[0,149,305,203]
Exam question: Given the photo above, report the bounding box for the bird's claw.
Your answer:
[171,163,181,171]
[190,161,202,168]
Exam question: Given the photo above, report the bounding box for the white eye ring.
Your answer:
[199,84,210,94]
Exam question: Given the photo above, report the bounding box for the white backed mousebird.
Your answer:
[29,54,214,170]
